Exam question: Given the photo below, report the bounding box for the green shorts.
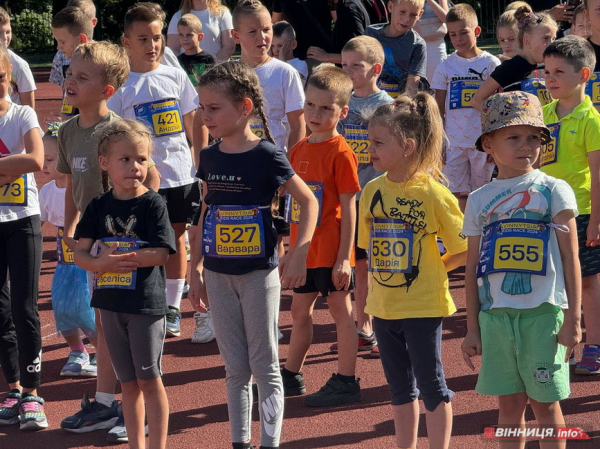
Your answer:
[476,303,569,403]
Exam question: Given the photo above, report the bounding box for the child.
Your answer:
[0,7,36,107]
[177,13,217,86]
[586,0,600,67]
[337,35,394,357]
[190,61,318,449]
[0,44,46,430]
[432,4,500,211]
[472,6,557,111]
[496,9,520,62]
[462,92,581,448]
[365,0,427,98]
[541,36,600,375]
[74,119,176,449]
[572,4,591,38]
[40,123,97,378]
[272,21,309,85]
[108,2,199,339]
[283,65,362,407]
[359,93,467,448]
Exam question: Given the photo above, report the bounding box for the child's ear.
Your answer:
[404,138,416,157]
[198,32,204,42]
[372,63,382,75]
[291,39,297,50]
[92,18,98,28]
[339,105,350,120]
[99,155,108,171]
[242,97,253,116]
[102,85,116,99]
[474,26,482,37]
[79,34,88,44]
[121,34,130,49]
[481,134,494,154]
[581,66,591,83]
[232,29,241,44]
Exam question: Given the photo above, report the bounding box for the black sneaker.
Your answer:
[61,394,119,433]
[106,402,148,444]
[281,369,306,397]
[303,374,361,407]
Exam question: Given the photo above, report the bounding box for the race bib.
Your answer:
[378,79,400,98]
[477,219,549,278]
[585,72,600,105]
[134,99,183,137]
[285,181,323,226]
[520,79,551,106]
[0,174,27,206]
[540,122,560,168]
[250,119,266,139]
[57,227,75,265]
[343,124,370,164]
[202,205,266,258]
[368,218,413,273]
[449,80,482,109]
[94,238,139,290]
[61,96,76,116]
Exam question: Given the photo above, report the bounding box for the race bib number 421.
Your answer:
[134,99,183,137]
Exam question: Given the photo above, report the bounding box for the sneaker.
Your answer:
[191,310,215,343]
[569,350,577,366]
[329,332,377,353]
[60,350,90,377]
[0,389,21,425]
[575,344,600,375]
[81,354,97,377]
[368,344,380,358]
[165,306,181,337]
[107,404,148,444]
[182,282,190,296]
[281,368,306,397]
[303,374,361,407]
[278,328,284,340]
[61,394,119,433]
[18,394,48,430]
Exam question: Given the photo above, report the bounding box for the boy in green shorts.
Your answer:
[541,35,600,375]
[462,92,581,442]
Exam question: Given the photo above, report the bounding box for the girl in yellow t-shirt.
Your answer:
[358,93,467,449]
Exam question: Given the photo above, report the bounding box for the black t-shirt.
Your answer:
[491,55,539,91]
[589,39,600,71]
[331,0,371,54]
[75,190,176,315]
[272,0,333,59]
[197,140,295,275]
[177,52,217,86]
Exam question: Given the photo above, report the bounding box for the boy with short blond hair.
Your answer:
[432,3,500,211]
[365,0,427,98]
[272,21,309,84]
[283,65,362,407]
[541,35,600,375]
[177,14,216,86]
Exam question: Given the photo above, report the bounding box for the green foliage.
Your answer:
[10,7,55,53]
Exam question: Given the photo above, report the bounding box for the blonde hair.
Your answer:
[178,13,203,33]
[0,45,11,96]
[446,3,478,28]
[497,10,519,32]
[388,0,425,8]
[72,41,130,90]
[66,0,96,20]
[307,64,353,107]
[505,1,531,11]
[0,7,9,26]
[52,6,94,38]
[515,6,556,49]
[233,0,270,29]
[342,35,385,66]
[179,0,227,17]
[369,93,446,183]
[124,2,166,34]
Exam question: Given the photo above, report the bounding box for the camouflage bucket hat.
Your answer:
[475,91,551,152]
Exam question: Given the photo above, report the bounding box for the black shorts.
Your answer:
[576,214,600,277]
[158,182,198,224]
[293,267,355,297]
[354,201,367,260]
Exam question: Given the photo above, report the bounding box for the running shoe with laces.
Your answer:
[329,332,377,353]
[107,403,148,444]
[191,310,215,343]
[81,354,98,377]
[0,389,21,425]
[165,306,181,337]
[575,344,600,375]
[61,394,119,433]
[303,374,361,407]
[60,350,91,377]
[18,394,48,430]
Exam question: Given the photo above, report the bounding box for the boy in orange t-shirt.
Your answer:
[283,65,361,407]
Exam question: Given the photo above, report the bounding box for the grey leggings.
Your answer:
[205,267,284,447]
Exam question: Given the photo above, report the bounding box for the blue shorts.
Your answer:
[373,316,453,411]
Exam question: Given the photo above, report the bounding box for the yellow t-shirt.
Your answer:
[541,96,600,214]
[358,174,467,319]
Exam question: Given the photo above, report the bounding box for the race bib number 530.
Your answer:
[369,218,413,273]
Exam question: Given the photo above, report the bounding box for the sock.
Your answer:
[336,373,356,384]
[281,367,300,378]
[70,341,87,353]
[165,278,185,310]
[95,392,116,407]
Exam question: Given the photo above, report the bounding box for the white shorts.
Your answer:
[442,146,495,194]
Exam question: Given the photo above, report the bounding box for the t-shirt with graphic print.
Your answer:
[463,170,578,311]
[75,189,176,315]
[358,173,467,319]
[431,51,501,148]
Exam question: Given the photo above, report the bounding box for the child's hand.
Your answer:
[63,236,78,252]
[188,269,208,313]
[461,331,482,371]
[0,174,19,186]
[95,242,139,274]
[280,39,295,61]
[558,319,582,363]
[586,218,600,246]
[306,46,330,63]
[279,250,307,290]
[332,258,352,291]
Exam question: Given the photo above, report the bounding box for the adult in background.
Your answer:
[167,0,236,61]
[413,0,449,82]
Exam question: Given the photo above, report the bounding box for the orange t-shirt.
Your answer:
[289,135,361,268]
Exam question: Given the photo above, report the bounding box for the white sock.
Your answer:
[166,278,185,310]
[95,392,116,407]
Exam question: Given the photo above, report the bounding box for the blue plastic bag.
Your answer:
[51,263,96,334]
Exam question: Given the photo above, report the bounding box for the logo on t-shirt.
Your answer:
[467,67,488,80]
[0,138,9,155]
[72,157,88,172]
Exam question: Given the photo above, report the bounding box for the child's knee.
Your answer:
[137,377,164,395]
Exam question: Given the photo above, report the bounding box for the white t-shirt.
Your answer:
[168,8,233,57]
[108,64,199,189]
[160,46,182,68]
[431,51,501,148]
[287,58,309,84]
[463,170,577,311]
[39,180,65,227]
[0,102,42,222]
[8,49,37,105]
[254,58,305,152]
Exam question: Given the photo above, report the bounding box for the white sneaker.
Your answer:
[191,311,215,343]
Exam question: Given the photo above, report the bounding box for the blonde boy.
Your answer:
[177,14,217,86]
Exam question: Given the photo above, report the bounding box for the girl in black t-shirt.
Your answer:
[190,61,318,449]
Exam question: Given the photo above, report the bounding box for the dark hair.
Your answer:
[544,35,596,71]
[66,0,96,20]
[515,6,556,49]
[198,61,274,144]
[273,20,295,39]
[52,6,93,38]
[124,2,166,34]
[446,3,478,28]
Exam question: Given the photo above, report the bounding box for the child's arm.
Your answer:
[127,247,170,268]
[280,175,319,289]
[189,183,208,312]
[63,174,80,250]
[217,31,236,62]
[306,47,342,64]
[441,250,467,272]
[0,128,43,176]
[587,151,600,246]
[404,75,421,98]
[74,238,140,274]
[472,77,501,111]
[143,165,160,192]
[287,109,306,151]
[554,209,582,361]
[19,91,35,109]
[461,235,483,371]
[333,192,356,290]
[434,89,447,120]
